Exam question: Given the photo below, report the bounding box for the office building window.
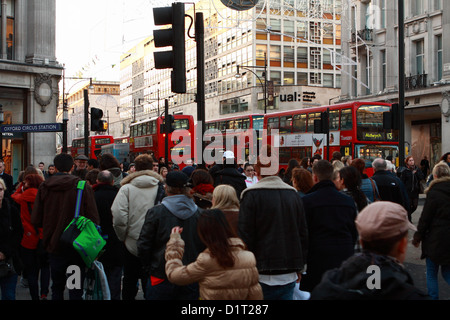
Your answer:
[283,71,294,85]
[381,50,387,90]
[415,40,425,75]
[0,0,15,60]
[436,35,443,81]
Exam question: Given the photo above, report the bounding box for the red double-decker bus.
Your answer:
[129,115,194,167]
[71,135,114,160]
[204,114,264,163]
[264,101,399,175]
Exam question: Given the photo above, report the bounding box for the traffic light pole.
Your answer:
[84,89,89,157]
[398,0,406,168]
[164,99,169,167]
[196,12,205,167]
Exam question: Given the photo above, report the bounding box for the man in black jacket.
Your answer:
[239,156,308,300]
[301,160,358,293]
[213,151,247,199]
[137,171,205,300]
[311,202,428,300]
[371,158,409,212]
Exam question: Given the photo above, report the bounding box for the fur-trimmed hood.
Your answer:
[240,175,296,199]
[425,176,450,194]
[120,169,163,187]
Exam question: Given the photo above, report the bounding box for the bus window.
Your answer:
[293,114,307,133]
[329,110,340,131]
[252,116,264,131]
[173,119,189,130]
[279,148,291,165]
[280,116,292,134]
[341,108,352,130]
[242,118,250,129]
[307,113,321,132]
[267,117,279,134]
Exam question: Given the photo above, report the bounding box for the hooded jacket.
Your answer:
[165,234,263,300]
[310,252,428,300]
[111,169,163,256]
[31,173,99,254]
[413,176,450,265]
[137,194,205,280]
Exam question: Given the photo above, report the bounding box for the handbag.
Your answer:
[60,180,106,268]
[0,258,15,278]
[83,260,111,300]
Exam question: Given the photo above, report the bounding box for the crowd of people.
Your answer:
[0,149,449,300]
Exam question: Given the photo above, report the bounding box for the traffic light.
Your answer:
[153,2,186,93]
[383,103,399,130]
[161,114,175,133]
[314,111,329,134]
[91,107,107,132]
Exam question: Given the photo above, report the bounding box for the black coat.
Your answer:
[301,180,358,292]
[137,199,205,280]
[239,176,308,274]
[93,183,125,267]
[371,170,409,211]
[400,166,425,200]
[0,198,23,273]
[413,177,450,265]
[213,166,247,199]
[311,252,428,300]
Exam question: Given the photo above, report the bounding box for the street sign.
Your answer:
[0,123,63,133]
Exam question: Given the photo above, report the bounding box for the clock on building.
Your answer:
[220,0,259,11]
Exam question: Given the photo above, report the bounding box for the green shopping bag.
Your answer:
[60,181,106,268]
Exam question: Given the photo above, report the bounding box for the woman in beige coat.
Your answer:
[165,209,262,300]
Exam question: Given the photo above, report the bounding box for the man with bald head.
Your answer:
[371,158,409,212]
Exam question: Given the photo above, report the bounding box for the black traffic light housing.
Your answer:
[91,107,107,132]
[153,2,186,93]
[160,114,175,133]
[383,103,399,130]
[314,111,329,134]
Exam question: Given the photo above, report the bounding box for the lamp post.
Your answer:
[62,72,93,154]
[235,53,268,114]
[0,104,3,160]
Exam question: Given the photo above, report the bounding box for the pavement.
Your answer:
[13,194,450,300]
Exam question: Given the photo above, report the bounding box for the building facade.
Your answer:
[120,0,343,132]
[0,0,62,181]
[61,80,120,149]
[340,0,449,168]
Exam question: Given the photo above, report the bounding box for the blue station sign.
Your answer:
[0,123,63,133]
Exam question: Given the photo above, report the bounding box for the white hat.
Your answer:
[223,150,235,159]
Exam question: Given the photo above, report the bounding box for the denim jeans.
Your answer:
[146,279,199,300]
[0,273,18,300]
[260,281,296,300]
[426,258,450,300]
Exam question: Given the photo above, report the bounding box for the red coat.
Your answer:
[12,185,41,250]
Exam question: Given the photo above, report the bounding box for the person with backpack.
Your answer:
[31,153,99,300]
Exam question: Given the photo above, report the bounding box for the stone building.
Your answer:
[340,0,449,168]
[0,0,62,181]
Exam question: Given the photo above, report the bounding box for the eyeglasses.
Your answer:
[245,169,254,172]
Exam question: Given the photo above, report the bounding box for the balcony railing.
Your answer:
[351,28,374,43]
[405,74,427,91]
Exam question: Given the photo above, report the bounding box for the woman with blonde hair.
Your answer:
[211,185,240,235]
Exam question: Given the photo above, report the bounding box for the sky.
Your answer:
[56,0,166,82]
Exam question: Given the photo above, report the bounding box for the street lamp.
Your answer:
[235,53,268,114]
[0,104,3,160]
